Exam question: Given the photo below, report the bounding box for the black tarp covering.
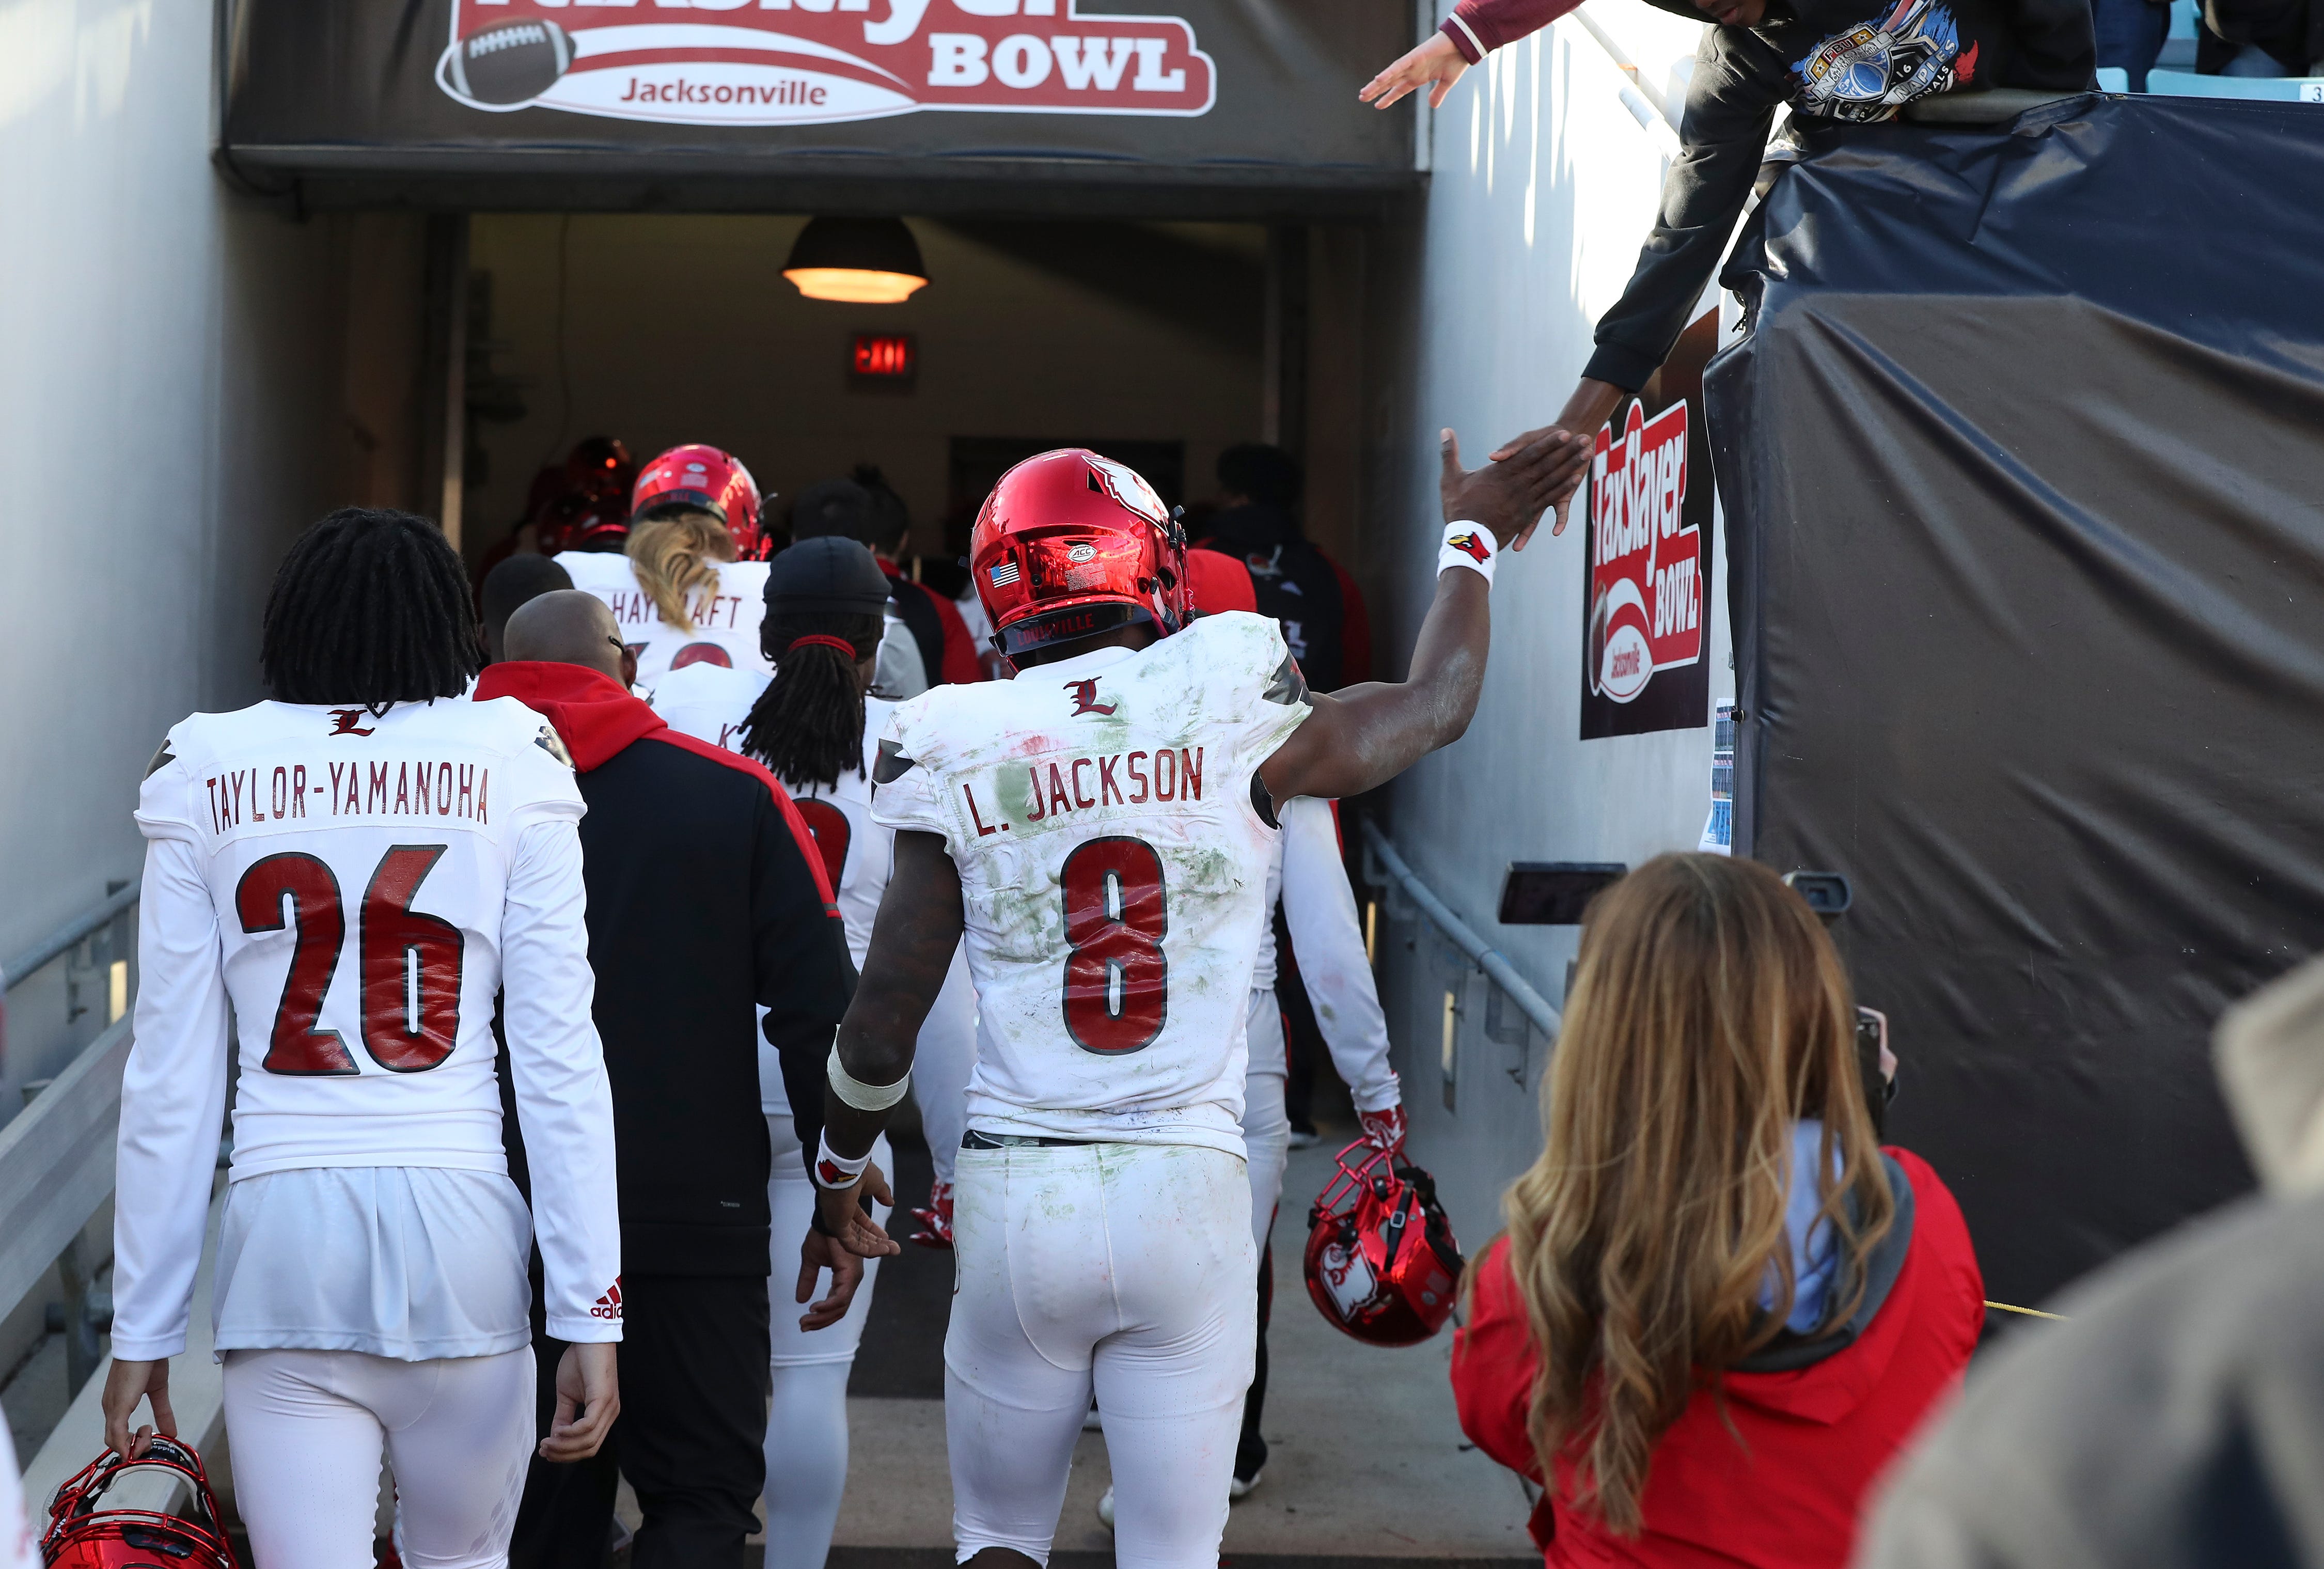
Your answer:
[1706,97,2324,1310]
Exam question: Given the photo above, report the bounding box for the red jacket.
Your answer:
[1451,1149,1983,1569]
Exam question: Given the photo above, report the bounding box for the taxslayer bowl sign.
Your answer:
[436,1,1215,125]
[1580,311,1717,740]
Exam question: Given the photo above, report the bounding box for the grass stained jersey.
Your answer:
[871,611,1309,1154]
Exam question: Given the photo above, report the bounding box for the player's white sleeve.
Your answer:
[500,817,624,1343]
[913,947,979,1181]
[1278,798,1400,1114]
[867,705,950,839]
[111,833,232,1360]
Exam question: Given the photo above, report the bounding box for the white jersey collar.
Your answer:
[1031,642,1140,680]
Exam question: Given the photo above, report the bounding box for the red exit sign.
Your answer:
[851,333,915,385]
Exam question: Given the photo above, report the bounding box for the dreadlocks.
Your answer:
[261,508,482,711]
[738,609,884,790]
[744,534,893,790]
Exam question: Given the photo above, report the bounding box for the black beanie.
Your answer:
[765,535,892,615]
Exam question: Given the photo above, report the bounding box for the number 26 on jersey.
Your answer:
[235,844,464,1076]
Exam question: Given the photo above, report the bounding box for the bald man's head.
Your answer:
[503,590,630,684]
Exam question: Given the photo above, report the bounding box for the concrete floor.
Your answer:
[820,1134,1540,1560]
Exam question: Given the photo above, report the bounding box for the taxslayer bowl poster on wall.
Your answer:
[437,1,1214,125]
[1580,309,1718,740]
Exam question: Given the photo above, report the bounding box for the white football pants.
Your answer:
[221,1345,533,1569]
[1243,991,1291,1257]
[764,1115,891,1569]
[946,1141,1253,1569]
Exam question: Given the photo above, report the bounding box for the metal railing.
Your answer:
[2,881,138,994]
[2,886,140,1396]
[0,885,240,1505]
[1362,819,1561,1039]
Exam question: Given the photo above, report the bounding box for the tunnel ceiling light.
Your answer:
[782,216,928,304]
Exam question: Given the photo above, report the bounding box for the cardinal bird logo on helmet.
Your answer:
[1304,1141,1465,1347]
[969,449,1191,662]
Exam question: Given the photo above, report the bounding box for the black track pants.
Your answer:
[509,1273,770,1569]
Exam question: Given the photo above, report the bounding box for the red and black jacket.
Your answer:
[479,662,854,1278]
[1197,505,1372,694]
[881,558,986,686]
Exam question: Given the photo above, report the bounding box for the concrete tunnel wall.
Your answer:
[1368,1,1740,1251]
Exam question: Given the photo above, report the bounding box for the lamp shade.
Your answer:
[782,216,929,304]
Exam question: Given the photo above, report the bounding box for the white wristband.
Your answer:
[813,1131,873,1191]
[1439,521,1498,584]
[828,1049,910,1111]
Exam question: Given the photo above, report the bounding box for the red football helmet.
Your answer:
[41,1435,240,1568]
[969,449,1190,660]
[533,490,629,555]
[1305,1139,1465,1347]
[567,435,636,500]
[632,444,767,559]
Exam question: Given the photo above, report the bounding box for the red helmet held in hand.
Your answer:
[42,1435,240,1569]
[1305,1139,1465,1347]
[969,448,1189,661]
[632,444,767,559]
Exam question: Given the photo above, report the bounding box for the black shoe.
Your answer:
[1233,1431,1269,1497]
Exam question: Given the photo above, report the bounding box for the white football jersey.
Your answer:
[871,611,1309,1154]
[651,663,896,963]
[118,696,622,1354]
[559,550,772,684]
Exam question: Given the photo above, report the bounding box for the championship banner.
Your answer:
[437,0,1216,126]
[1579,310,1718,740]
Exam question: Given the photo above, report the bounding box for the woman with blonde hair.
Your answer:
[556,444,775,683]
[1450,853,1984,1568]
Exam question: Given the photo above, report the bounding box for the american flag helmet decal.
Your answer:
[989,560,1022,588]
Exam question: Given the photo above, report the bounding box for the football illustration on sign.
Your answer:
[1587,400,1703,704]
[445,19,576,105]
[435,1,1215,126]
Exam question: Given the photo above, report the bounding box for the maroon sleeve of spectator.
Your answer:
[1440,0,1587,64]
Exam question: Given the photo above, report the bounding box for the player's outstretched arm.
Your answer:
[1259,428,1585,807]
[814,830,965,1252]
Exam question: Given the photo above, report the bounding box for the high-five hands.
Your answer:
[1440,427,1592,552]
[1485,378,1628,540]
[1359,33,1469,111]
[801,1159,898,1329]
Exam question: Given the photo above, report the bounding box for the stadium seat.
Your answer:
[2146,68,2324,99]
[2095,67,2131,90]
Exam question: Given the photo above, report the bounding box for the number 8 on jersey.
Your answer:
[1060,837,1168,1054]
